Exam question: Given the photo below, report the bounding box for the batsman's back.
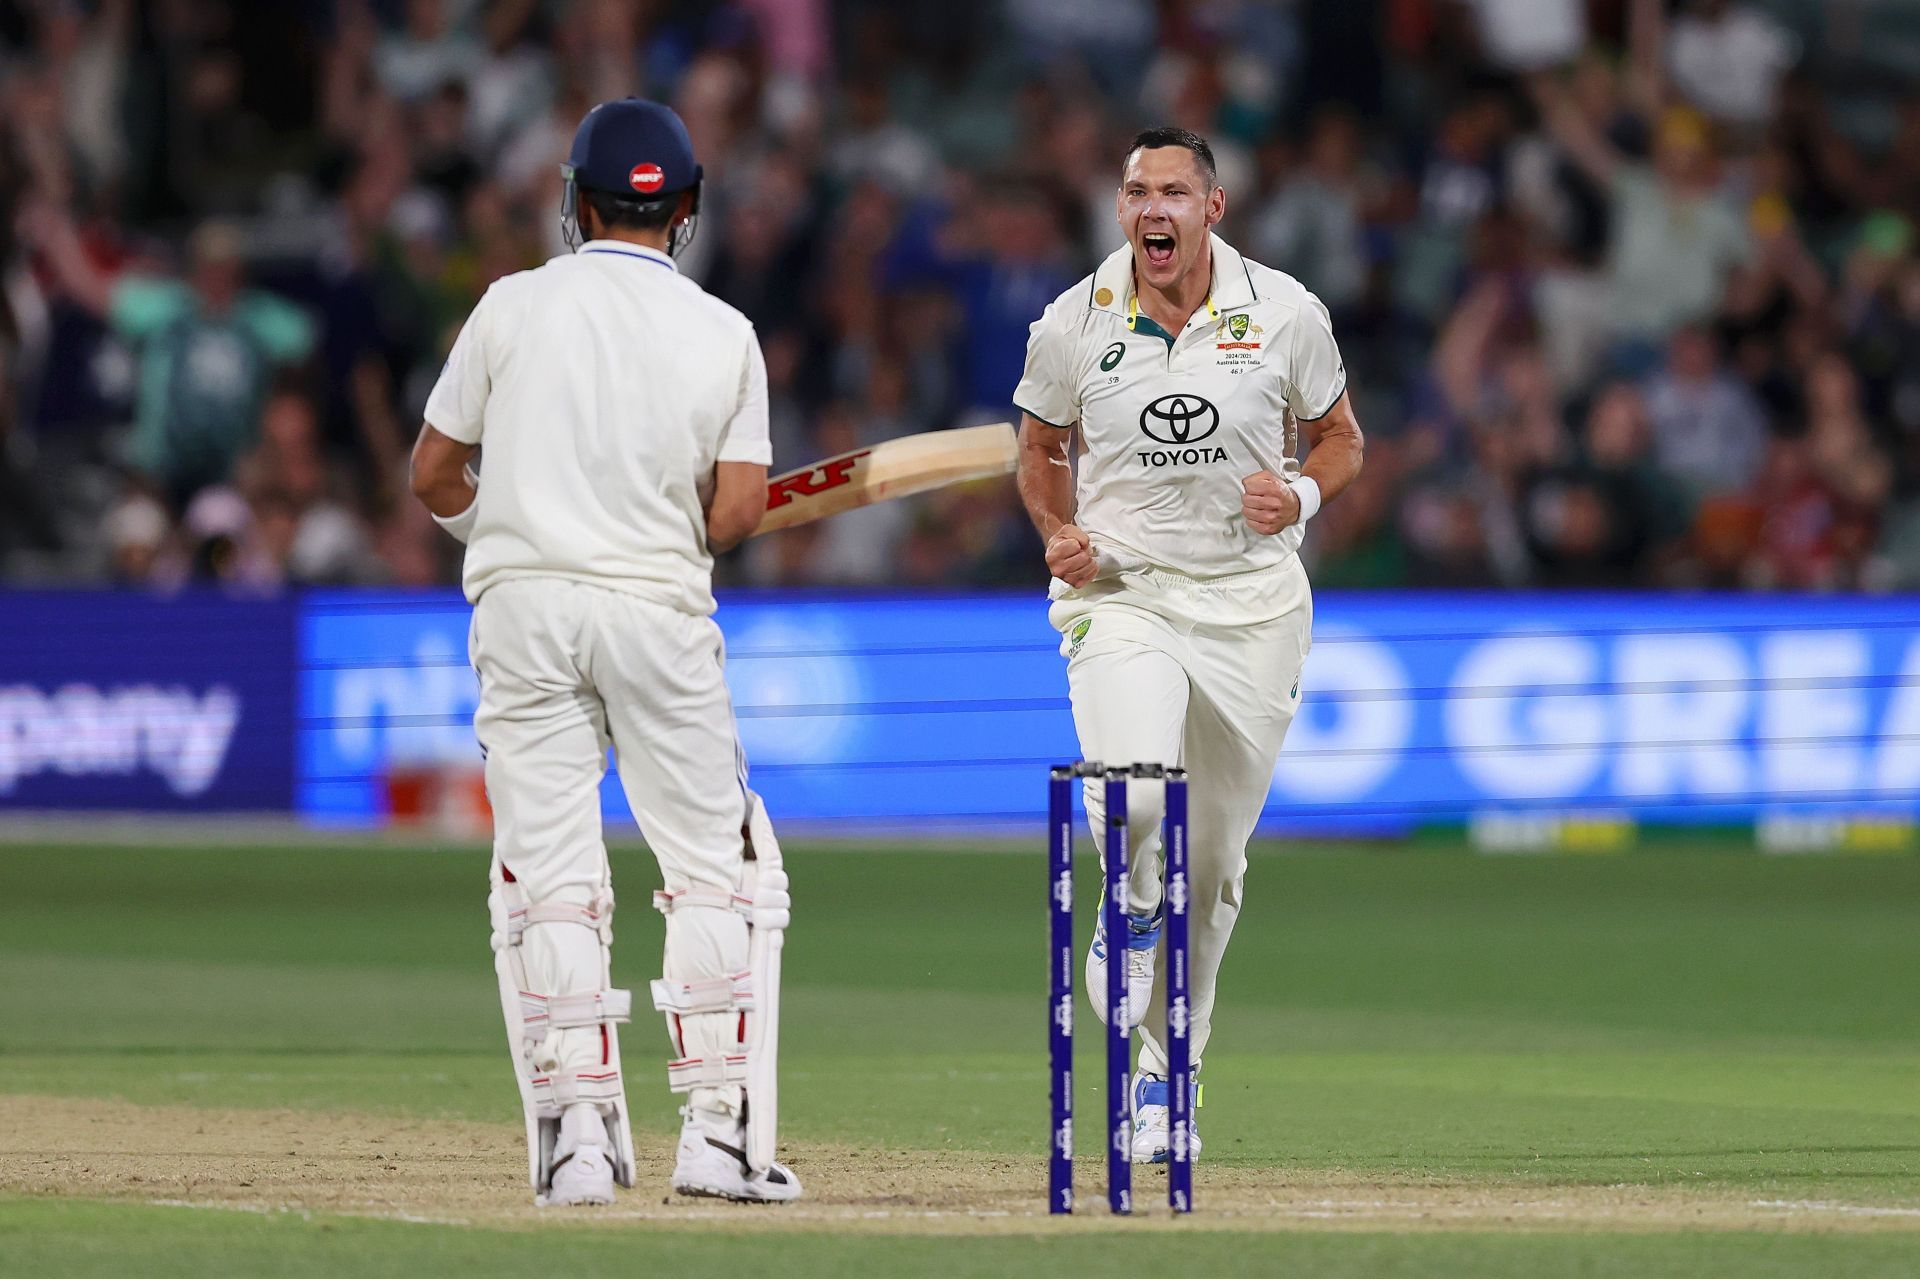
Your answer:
[425,244,769,615]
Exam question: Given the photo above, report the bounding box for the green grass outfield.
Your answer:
[2,837,1918,1276]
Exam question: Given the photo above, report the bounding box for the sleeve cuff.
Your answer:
[1294,381,1348,423]
[424,413,482,446]
[1015,403,1073,429]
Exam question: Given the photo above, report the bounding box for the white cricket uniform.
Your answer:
[1014,233,1345,1075]
[426,239,773,1158]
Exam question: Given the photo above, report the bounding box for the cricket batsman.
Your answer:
[1014,127,1365,1165]
[409,97,800,1206]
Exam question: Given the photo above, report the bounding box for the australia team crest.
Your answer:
[1215,314,1262,365]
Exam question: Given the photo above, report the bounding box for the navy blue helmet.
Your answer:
[560,97,704,256]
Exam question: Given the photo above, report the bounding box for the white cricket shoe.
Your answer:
[1086,901,1159,1030]
[670,1107,803,1203]
[1129,1071,1202,1165]
[539,1105,616,1207]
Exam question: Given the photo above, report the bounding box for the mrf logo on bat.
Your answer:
[765,450,872,510]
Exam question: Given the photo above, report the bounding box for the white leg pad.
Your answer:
[652,893,752,1110]
[491,859,637,1193]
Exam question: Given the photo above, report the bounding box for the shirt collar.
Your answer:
[580,240,679,273]
[1207,234,1258,311]
[1090,231,1258,325]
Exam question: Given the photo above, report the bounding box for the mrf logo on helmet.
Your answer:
[560,97,704,255]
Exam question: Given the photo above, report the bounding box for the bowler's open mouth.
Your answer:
[1142,232,1175,266]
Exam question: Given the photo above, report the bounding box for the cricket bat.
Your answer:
[751,422,1018,538]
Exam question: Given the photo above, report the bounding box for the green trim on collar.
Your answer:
[1128,312,1177,350]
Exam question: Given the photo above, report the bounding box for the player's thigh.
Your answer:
[1181,605,1311,865]
[584,594,746,895]
[471,581,612,901]
[1061,603,1189,827]
[1188,603,1310,766]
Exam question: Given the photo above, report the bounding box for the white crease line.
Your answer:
[151,1199,314,1221]
[1751,1199,1920,1218]
[123,1195,1920,1228]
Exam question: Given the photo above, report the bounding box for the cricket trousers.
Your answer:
[471,576,756,1111]
[1049,557,1312,1076]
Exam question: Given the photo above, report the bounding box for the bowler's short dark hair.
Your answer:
[1124,127,1218,190]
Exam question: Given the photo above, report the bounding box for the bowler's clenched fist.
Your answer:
[1241,471,1301,536]
[1046,522,1098,587]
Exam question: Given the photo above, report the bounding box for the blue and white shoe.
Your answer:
[1085,901,1159,1030]
[1130,1070,1202,1165]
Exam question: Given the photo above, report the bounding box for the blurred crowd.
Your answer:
[1,0,1917,593]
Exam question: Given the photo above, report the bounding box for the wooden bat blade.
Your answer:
[751,422,1017,537]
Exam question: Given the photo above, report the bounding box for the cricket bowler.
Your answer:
[409,97,800,1206]
[1014,127,1366,1165]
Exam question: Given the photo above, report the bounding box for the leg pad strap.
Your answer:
[507,896,615,947]
[531,1068,626,1111]
[666,1054,749,1091]
[522,987,634,1034]
[653,888,752,917]
[650,972,753,1015]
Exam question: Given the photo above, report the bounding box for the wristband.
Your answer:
[432,466,481,543]
[1289,475,1322,525]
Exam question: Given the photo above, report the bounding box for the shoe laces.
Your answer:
[1125,910,1161,946]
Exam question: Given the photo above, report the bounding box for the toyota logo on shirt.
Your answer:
[1138,394,1220,444]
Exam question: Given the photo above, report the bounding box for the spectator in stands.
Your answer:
[0,344,62,566]
[374,0,485,103]
[1396,95,1512,326]
[1748,436,1847,590]
[888,179,1076,419]
[827,79,941,199]
[24,212,315,507]
[1642,326,1768,503]
[1305,434,1408,587]
[1250,108,1371,315]
[1531,67,1753,366]
[101,491,176,588]
[0,0,1914,595]
[1803,353,1894,543]
[237,390,375,585]
[179,486,276,592]
[1840,214,1920,470]
[1516,381,1681,585]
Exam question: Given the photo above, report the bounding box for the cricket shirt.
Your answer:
[1013,234,1346,590]
[425,240,770,613]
